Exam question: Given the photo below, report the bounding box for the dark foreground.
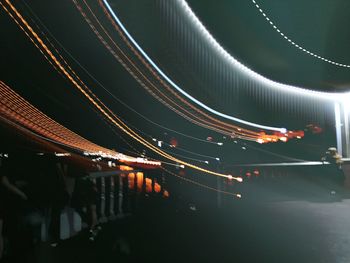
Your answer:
[4,169,350,263]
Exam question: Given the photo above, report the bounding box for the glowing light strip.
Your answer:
[230,161,327,167]
[251,0,350,68]
[102,0,287,133]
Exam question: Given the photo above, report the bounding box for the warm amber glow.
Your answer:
[120,165,133,171]
[163,190,170,198]
[154,182,161,193]
[145,178,152,193]
[128,173,135,190]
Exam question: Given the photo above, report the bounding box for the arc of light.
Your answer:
[76,0,260,139]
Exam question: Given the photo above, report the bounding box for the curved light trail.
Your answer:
[76,0,313,145]
[7,1,328,171]
[113,107,308,165]
[16,0,310,167]
[72,0,262,141]
[74,0,308,146]
[1,0,242,181]
[101,0,287,133]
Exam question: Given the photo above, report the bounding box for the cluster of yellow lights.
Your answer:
[1,0,242,181]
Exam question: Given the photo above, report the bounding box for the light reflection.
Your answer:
[128,172,135,190]
[136,172,144,192]
[154,182,161,193]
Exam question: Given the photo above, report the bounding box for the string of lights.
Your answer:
[251,0,350,68]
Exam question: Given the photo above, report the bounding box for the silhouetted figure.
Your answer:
[0,156,28,260]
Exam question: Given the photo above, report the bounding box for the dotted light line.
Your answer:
[252,0,350,68]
